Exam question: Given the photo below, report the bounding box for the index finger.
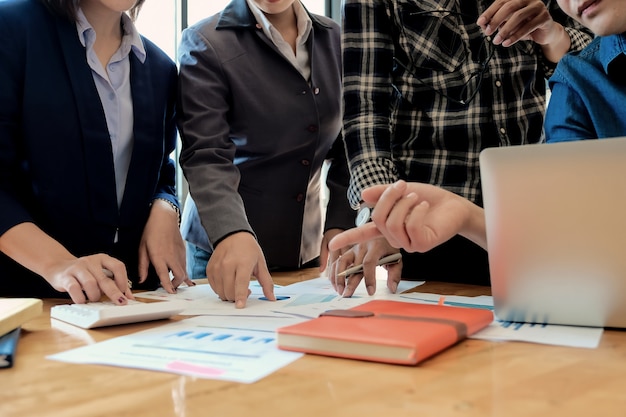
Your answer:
[255,262,275,303]
[101,260,134,300]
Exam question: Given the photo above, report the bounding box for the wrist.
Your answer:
[541,23,570,63]
[151,198,181,226]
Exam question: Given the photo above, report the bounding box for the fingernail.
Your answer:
[367,285,375,295]
[235,300,245,309]
[118,296,126,304]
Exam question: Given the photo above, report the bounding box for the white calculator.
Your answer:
[50,299,186,329]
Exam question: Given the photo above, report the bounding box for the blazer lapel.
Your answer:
[54,18,119,227]
[119,51,157,227]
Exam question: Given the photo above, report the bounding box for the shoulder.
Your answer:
[184,13,222,41]
[311,13,340,30]
[310,13,340,47]
[0,0,51,27]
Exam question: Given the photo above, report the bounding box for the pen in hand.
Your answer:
[337,253,402,278]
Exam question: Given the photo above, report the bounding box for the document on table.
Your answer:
[399,292,603,349]
[48,317,304,384]
[137,269,424,319]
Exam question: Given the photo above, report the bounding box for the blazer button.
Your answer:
[301,159,310,166]
[313,87,320,95]
[307,125,318,133]
[296,193,304,202]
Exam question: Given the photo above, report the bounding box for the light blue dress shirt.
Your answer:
[76,9,146,208]
[546,33,626,142]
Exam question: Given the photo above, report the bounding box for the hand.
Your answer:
[0,222,133,304]
[138,200,194,292]
[329,180,487,259]
[46,254,134,304]
[365,181,475,252]
[206,232,275,308]
[477,0,563,47]
[328,237,402,297]
[319,228,345,274]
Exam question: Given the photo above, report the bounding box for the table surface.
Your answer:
[2,269,626,417]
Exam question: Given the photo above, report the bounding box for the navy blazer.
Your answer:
[0,0,178,297]
[178,0,355,268]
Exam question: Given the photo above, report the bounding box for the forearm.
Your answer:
[540,22,571,64]
[459,202,488,251]
[541,6,593,70]
[342,0,397,208]
[0,222,76,279]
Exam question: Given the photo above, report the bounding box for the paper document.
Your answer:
[400,293,603,348]
[48,317,303,383]
[137,270,424,319]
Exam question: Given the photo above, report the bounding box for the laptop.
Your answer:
[479,137,626,328]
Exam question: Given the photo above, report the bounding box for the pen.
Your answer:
[337,253,402,278]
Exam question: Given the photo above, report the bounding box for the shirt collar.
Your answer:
[245,0,312,45]
[76,8,146,63]
[599,33,626,75]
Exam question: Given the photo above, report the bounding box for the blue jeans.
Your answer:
[186,242,211,279]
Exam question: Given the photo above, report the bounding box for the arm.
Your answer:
[0,10,131,303]
[342,0,399,208]
[330,0,403,296]
[545,62,597,142]
[177,26,274,308]
[0,223,133,304]
[328,181,487,255]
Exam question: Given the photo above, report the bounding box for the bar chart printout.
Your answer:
[48,319,304,383]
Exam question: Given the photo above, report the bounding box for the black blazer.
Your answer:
[0,0,179,296]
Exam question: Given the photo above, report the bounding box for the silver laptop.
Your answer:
[480,137,626,328]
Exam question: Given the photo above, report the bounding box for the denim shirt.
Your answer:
[546,33,626,142]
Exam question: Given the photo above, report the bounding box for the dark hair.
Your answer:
[41,0,145,21]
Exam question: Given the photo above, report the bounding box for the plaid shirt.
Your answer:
[342,0,593,208]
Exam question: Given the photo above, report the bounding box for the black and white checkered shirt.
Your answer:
[342,0,593,208]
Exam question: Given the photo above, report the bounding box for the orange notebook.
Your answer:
[276,300,493,365]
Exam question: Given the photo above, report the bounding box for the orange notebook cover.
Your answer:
[276,300,493,365]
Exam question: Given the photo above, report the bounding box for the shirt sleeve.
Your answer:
[545,58,596,142]
[342,0,399,208]
[177,26,253,245]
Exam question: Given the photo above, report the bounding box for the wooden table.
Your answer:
[2,269,626,417]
